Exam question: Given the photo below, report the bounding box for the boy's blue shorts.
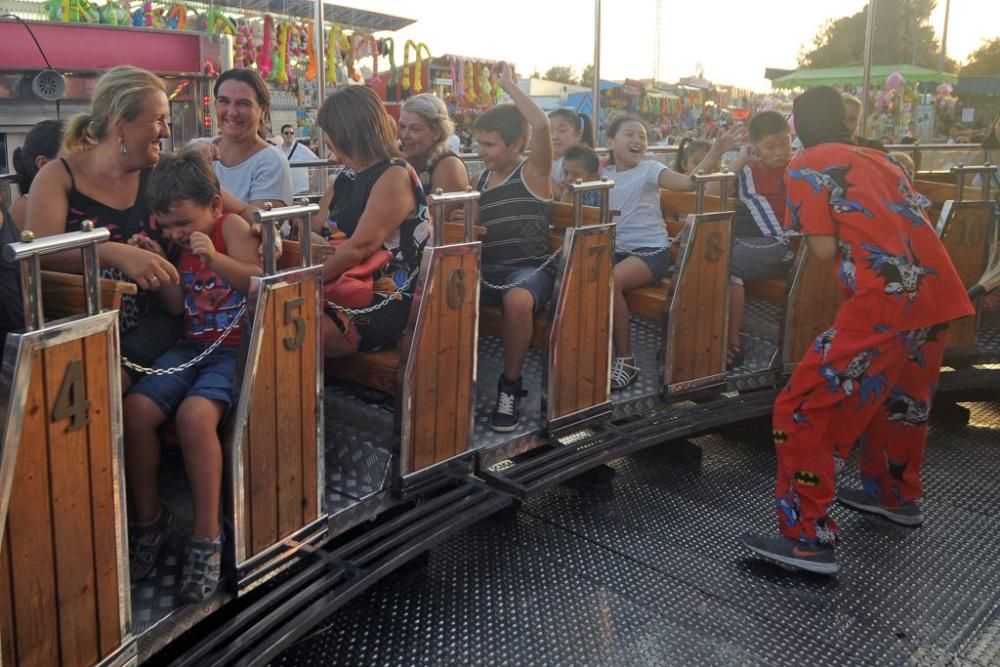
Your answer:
[480,264,555,315]
[129,341,238,417]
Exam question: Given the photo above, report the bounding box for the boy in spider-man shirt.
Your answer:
[124,151,262,602]
[743,87,974,575]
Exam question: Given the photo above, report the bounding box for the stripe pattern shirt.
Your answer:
[477,159,552,266]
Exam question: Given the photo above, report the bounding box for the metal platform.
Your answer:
[273,400,1000,666]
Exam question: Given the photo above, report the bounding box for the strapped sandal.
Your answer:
[129,506,175,581]
[180,533,224,603]
[610,357,640,390]
[726,345,745,370]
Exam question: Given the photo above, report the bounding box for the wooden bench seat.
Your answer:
[327,349,400,394]
[41,270,138,318]
[625,281,671,322]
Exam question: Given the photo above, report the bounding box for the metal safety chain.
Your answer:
[480,248,563,290]
[733,236,788,249]
[121,304,247,376]
[615,239,677,256]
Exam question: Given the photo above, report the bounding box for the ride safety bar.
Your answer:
[951,164,997,202]
[427,187,481,246]
[3,221,110,330]
[254,203,320,275]
[568,178,614,228]
[692,172,738,214]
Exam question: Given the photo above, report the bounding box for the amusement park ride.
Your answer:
[0,157,997,665]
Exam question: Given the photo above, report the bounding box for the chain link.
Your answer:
[480,249,563,290]
[734,237,788,249]
[615,238,676,256]
[325,266,421,315]
[121,305,247,376]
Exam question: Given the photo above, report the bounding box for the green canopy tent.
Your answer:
[773,64,957,90]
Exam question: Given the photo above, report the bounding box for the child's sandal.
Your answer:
[129,506,175,581]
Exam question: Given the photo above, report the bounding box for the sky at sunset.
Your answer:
[347,0,1000,91]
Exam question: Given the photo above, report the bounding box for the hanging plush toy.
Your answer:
[99,0,129,25]
[258,14,274,78]
[382,37,398,101]
[326,26,342,84]
[234,20,254,68]
[456,58,465,101]
[163,2,186,30]
[272,21,291,85]
[304,21,317,81]
[401,40,431,93]
[479,65,492,99]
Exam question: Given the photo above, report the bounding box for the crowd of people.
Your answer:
[0,61,997,598]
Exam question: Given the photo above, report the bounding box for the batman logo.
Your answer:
[794,470,820,487]
[773,430,788,445]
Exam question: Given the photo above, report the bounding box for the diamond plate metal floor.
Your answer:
[273,400,1000,666]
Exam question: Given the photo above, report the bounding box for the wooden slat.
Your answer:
[552,235,582,416]
[5,350,60,667]
[592,230,612,406]
[299,281,319,522]
[746,279,787,304]
[247,294,278,555]
[451,253,478,454]
[82,332,122,659]
[44,339,99,667]
[0,524,17,666]
[433,255,463,464]
[577,234,599,408]
[781,248,843,366]
[273,284,304,539]
[441,223,487,244]
[936,203,994,349]
[411,258,441,470]
[667,216,731,386]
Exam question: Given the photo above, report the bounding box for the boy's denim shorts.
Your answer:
[121,307,183,384]
[614,247,671,283]
[730,237,794,286]
[480,264,555,315]
[129,341,238,417]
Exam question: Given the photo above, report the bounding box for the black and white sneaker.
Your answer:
[742,533,839,575]
[838,488,924,526]
[490,375,526,433]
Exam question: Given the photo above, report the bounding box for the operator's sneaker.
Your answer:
[490,375,527,433]
[129,505,175,581]
[610,356,639,390]
[180,533,224,603]
[837,488,924,526]
[742,533,839,575]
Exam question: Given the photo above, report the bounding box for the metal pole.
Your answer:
[938,0,951,73]
[859,0,877,140]
[592,0,601,146]
[313,0,326,160]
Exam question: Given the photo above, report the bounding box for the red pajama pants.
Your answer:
[772,324,949,544]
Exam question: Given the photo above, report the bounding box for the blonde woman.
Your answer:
[399,93,469,218]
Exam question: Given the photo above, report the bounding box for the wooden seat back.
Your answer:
[41,271,138,318]
[227,210,326,590]
[662,210,733,396]
[544,202,614,429]
[935,200,997,352]
[779,244,843,373]
[0,231,136,666]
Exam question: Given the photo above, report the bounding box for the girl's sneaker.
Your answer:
[129,506,175,581]
[180,533,224,603]
[610,356,639,390]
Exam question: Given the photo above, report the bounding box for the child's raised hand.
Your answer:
[498,62,516,90]
[188,231,217,267]
[716,125,748,153]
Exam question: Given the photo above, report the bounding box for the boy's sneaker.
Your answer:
[837,488,924,526]
[180,533,224,603]
[490,375,527,433]
[741,533,839,575]
[129,505,175,581]
[610,356,639,390]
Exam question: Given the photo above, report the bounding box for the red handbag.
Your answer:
[322,239,394,309]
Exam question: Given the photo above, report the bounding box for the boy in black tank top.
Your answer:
[469,64,554,432]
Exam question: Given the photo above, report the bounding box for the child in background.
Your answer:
[721,111,795,367]
[124,151,262,602]
[674,137,711,175]
[560,145,602,206]
[549,109,595,198]
[603,116,741,389]
[9,119,64,230]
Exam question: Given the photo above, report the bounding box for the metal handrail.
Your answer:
[254,203,320,274]
[426,187,480,245]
